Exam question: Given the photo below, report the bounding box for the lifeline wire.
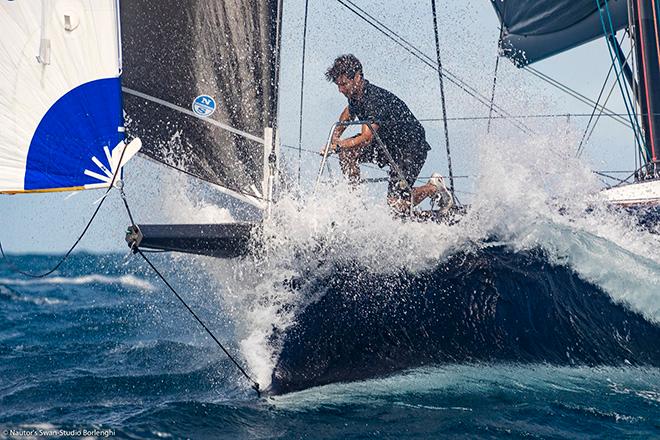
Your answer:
[120,191,261,397]
[420,112,660,121]
[576,38,620,157]
[0,142,132,278]
[281,142,630,183]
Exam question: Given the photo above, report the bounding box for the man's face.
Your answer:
[336,73,362,99]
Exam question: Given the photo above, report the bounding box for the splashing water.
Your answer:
[178,125,660,389]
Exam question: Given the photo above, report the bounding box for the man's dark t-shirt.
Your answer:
[348,80,431,166]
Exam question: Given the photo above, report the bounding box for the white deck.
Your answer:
[601,179,660,206]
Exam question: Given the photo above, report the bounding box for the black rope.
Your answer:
[120,191,262,397]
[335,0,534,136]
[430,0,455,200]
[0,194,107,278]
[0,142,132,278]
[120,188,137,228]
[136,248,261,397]
[297,0,310,188]
[487,28,503,134]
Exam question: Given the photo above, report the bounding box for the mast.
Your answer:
[630,0,660,177]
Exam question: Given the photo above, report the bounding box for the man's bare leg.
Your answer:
[338,148,362,184]
[386,183,439,214]
[411,183,438,206]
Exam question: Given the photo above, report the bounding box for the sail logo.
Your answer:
[192,95,217,117]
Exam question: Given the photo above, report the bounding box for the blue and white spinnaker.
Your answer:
[0,0,140,194]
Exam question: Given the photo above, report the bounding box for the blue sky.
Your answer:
[1,0,635,254]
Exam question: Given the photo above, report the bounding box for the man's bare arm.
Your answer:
[331,106,352,143]
[336,123,379,151]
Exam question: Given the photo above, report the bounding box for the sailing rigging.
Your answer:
[492,0,660,205]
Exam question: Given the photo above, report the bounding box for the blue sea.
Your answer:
[1,250,659,439]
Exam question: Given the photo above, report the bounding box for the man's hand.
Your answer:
[319,143,340,156]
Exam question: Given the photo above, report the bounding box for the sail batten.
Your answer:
[491,0,629,66]
[120,0,281,204]
[122,88,266,145]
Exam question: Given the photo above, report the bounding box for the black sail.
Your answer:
[491,0,629,66]
[120,0,281,205]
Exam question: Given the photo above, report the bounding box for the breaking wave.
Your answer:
[185,126,660,392]
[0,274,155,292]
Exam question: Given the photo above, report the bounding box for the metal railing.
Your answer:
[314,120,417,215]
[314,120,412,200]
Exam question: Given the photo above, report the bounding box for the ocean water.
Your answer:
[3,173,660,438]
[0,252,659,439]
[3,130,660,438]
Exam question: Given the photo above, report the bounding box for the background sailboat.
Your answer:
[493,0,660,206]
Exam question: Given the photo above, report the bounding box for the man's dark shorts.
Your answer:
[357,142,428,200]
[386,148,427,199]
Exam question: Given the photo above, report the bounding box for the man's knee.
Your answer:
[338,148,358,162]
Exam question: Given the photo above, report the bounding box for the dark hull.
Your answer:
[269,246,660,394]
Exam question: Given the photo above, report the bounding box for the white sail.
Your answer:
[0,0,138,193]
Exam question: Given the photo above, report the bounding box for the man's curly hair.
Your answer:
[325,54,363,83]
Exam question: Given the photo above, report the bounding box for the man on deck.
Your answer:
[323,54,452,212]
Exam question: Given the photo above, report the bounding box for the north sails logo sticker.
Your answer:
[192,95,217,117]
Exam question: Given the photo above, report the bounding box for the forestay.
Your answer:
[0,0,137,194]
[491,0,629,66]
[120,0,281,208]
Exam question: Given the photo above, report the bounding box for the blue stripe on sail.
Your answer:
[24,77,124,190]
